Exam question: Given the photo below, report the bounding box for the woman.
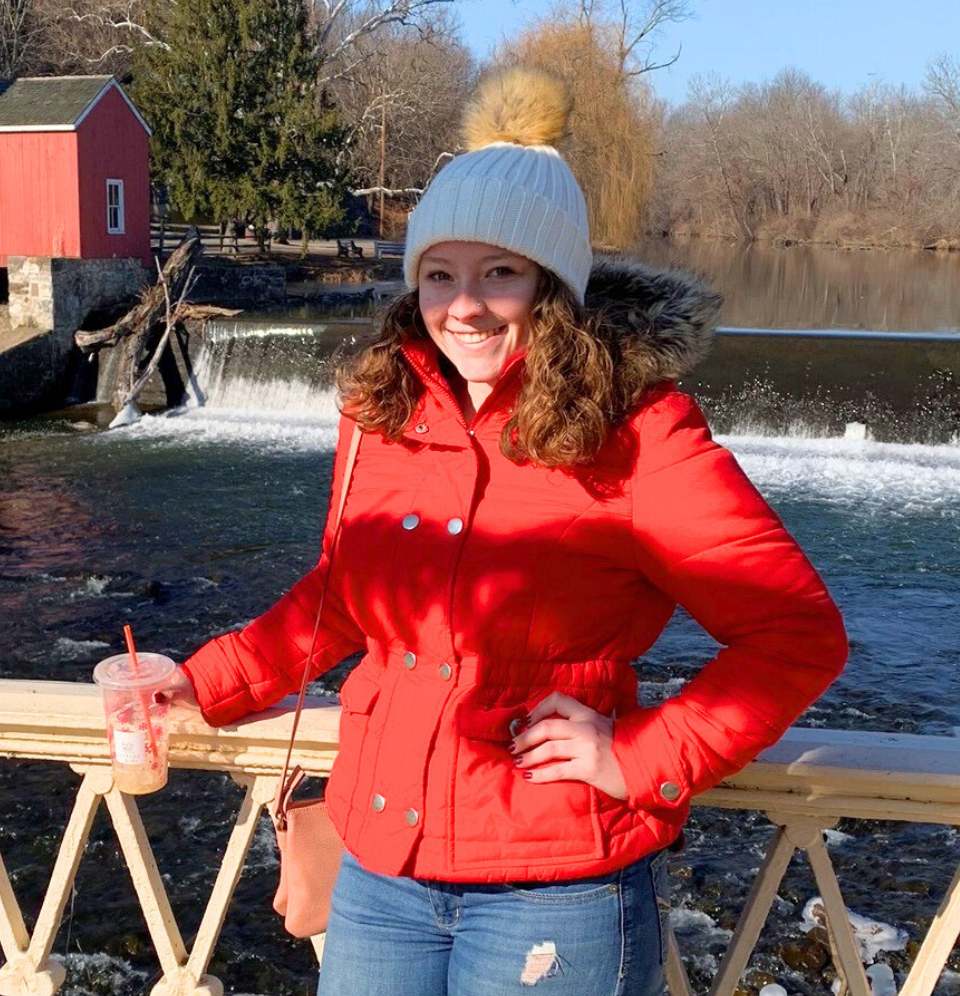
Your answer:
[172,69,847,995]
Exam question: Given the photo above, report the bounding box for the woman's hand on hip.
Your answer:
[511,691,628,801]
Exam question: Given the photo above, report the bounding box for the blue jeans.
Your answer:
[317,848,669,996]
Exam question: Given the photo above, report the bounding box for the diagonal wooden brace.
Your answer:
[102,774,277,996]
[0,768,110,996]
[805,831,871,996]
[709,824,796,996]
[897,851,960,996]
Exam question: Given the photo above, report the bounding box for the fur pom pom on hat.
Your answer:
[404,67,592,303]
[462,67,572,150]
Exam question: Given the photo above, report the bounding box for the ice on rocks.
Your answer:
[109,400,142,429]
[823,828,856,846]
[866,963,897,996]
[800,897,907,963]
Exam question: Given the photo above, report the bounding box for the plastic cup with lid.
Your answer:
[93,653,176,794]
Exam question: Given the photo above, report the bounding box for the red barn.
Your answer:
[0,76,151,268]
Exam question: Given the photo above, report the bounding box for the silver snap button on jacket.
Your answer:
[659,781,681,802]
[439,663,452,681]
[403,651,417,669]
[414,423,428,434]
[405,808,419,827]
[372,794,386,812]
[402,513,420,530]
[446,517,464,535]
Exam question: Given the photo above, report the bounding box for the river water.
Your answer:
[1,243,960,995]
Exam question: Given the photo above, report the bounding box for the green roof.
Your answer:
[0,76,114,128]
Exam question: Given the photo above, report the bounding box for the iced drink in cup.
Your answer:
[94,653,176,794]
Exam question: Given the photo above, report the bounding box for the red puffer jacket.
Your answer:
[183,257,848,882]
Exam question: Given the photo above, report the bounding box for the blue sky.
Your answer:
[455,0,960,105]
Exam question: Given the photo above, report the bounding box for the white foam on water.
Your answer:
[71,575,111,598]
[51,951,148,994]
[97,388,960,510]
[721,434,960,508]
[244,812,280,871]
[639,676,688,704]
[53,638,110,662]
[105,402,341,453]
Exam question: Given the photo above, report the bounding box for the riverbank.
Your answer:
[156,234,405,284]
[657,219,960,252]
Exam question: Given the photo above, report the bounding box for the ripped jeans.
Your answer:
[316,848,669,996]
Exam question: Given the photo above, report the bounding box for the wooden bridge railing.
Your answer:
[1,678,959,996]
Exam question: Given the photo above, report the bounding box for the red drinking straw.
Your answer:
[123,624,160,765]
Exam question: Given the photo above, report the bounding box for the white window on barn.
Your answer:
[106,180,125,234]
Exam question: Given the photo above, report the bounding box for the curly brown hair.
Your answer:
[336,268,660,468]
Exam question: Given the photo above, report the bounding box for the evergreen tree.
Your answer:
[132,0,348,249]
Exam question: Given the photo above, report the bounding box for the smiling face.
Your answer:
[417,241,541,414]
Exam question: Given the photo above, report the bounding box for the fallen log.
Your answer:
[109,249,202,423]
[74,229,203,352]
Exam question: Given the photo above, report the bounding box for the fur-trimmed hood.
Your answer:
[584,255,722,382]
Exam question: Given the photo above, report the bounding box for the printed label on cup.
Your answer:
[114,729,147,765]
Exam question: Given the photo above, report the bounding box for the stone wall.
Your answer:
[7,256,146,334]
[1,257,147,414]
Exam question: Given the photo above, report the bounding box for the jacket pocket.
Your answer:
[338,664,382,716]
[452,700,603,864]
[328,662,384,837]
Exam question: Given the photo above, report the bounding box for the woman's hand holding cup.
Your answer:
[153,665,202,714]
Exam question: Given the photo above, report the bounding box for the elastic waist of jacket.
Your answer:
[365,641,633,677]
[367,642,481,672]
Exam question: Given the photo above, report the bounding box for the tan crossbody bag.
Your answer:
[271,421,362,938]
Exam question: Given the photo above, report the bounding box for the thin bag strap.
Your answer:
[276,421,362,825]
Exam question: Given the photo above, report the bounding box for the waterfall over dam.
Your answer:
[116,316,960,445]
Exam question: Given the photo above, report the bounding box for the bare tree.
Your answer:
[23,0,457,83]
[313,0,458,84]
[0,0,44,76]
[571,0,695,77]
[29,0,167,74]
[925,54,960,119]
[651,66,960,247]
[330,7,475,196]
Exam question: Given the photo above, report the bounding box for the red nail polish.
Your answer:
[152,691,168,705]
[514,756,523,766]
[522,771,532,779]
[507,743,517,753]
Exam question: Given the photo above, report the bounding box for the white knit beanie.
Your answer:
[403,68,593,304]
